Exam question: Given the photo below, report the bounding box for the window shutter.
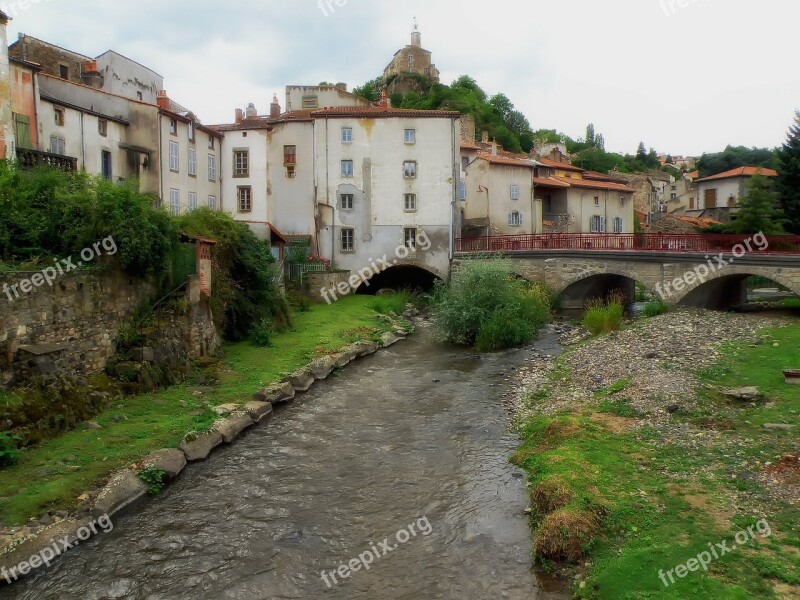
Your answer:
[508,213,513,226]
[14,114,32,149]
[601,217,606,232]
[519,212,524,226]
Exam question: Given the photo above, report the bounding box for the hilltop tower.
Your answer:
[383,19,440,94]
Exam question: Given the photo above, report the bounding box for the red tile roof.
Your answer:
[311,106,460,119]
[696,166,778,182]
[536,157,584,172]
[552,176,635,193]
[476,152,535,168]
[534,177,570,188]
[460,140,480,150]
[210,110,314,131]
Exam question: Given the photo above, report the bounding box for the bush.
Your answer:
[368,291,413,315]
[642,300,669,318]
[583,296,625,335]
[432,259,550,349]
[138,466,167,495]
[0,433,20,468]
[251,319,274,347]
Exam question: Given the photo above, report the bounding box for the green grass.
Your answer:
[514,322,800,598]
[583,301,625,336]
[642,300,670,318]
[368,291,413,316]
[781,298,800,309]
[0,296,394,526]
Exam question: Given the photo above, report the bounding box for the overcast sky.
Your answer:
[6,0,799,156]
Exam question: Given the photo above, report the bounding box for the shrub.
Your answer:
[0,433,20,468]
[251,319,274,347]
[138,466,167,495]
[432,259,550,349]
[534,508,601,563]
[582,296,625,335]
[368,291,413,315]
[642,300,669,318]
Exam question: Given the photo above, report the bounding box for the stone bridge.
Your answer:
[453,250,800,310]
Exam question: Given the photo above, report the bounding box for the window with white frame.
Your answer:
[590,215,605,232]
[237,186,252,212]
[49,135,66,155]
[188,192,198,211]
[341,194,354,210]
[234,150,249,177]
[208,195,217,210]
[404,193,417,211]
[459,180,466,201]
[341,160,354,178]
[404,129,416,144]
[509,211,523,227]
[403,161,417,178]
[341,127,353,143]
[208,154,217,181]
[511,184,520,200]
[208,137,215,150]
[613,217,623,233]
[188,121,195,142]
[404,227,417,249]
[169,141,179,172]
[340,228,355,252]
[169,189,180,215]
[188,148,197,177]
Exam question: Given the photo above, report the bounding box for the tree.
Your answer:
[697,145,777,178]
[720,175,787,234]
[586,123,596,147]
[636,142,648,162]
[776,110,800,233]
[352,78,381,102]
[489,93,514,120]
[595,134,605,152]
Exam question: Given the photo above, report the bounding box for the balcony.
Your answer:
[16,147,78,171]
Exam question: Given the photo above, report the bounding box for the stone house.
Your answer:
[695,166,778,210]
[383,22,440,94]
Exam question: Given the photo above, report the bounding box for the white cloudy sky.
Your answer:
[6,0,799,156]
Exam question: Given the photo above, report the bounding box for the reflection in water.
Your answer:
[9,322,568,600]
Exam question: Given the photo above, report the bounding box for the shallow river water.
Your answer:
[9,322,567,600]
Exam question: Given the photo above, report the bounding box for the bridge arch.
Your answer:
[674,266,800,309]
[355,263,442,294]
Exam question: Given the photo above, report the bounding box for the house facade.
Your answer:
[0,10,12,159]
[9,55,40,152]
[695,166,778,210]
[284,84,369,112]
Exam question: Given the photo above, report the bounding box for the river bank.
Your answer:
[0,296,410,577]
[510,309,800,598]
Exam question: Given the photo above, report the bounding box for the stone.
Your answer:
[285,369,314,392]
[244,401,273,423]
[141,449,187,480]
[309,356,337,380]
[348,341,379,358]
[644,352,659,359]
[0,517,93,580]
[84,420,102,430]
[723,387,763,402]
[763,423,793,431]
[332,353,351,368]
[380,332,401,348]
[254,382,296,404]
[179,430,223,462]
[213,403,241,416]
[92,470,148,518]
[215,413,255,443]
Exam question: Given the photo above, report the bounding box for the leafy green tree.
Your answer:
[720,175,787,234]
[489,93,514,120]
[697,145,777,178]
[352,78,381,102]
[776,110,800,233]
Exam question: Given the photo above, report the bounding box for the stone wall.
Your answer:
[306,271,353,302]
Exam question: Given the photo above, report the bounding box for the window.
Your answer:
[208,154,217,181]
[234,150,249,177]
[340,228,355,253]
[208,195,217,210]
[620,196,626,206]
[101,150,112,181]
[404,193,417,211]
[704,188,717,209]
[13,113,32,149]
[404,227,417,249]
[169,119,177,135]
[98,119,108,137]
[341,160,354,178]
[544,195,553,214]
[594,196,600,206]
[188,148,197,177]
[49,135,66,155]
[510,184,520,200]
[509,211,523,227]
[136,91,143,101]
[169,189,180,215]
[286,166,296,178]
[188,121,195,142]
[284,145,297,165]
[54,108,65,127]
[403,161,417,178]
[59,64,69,79]
[590,215,606,233]
[188,192,198,211]
[461,156,469,170]
[459,180,466,201]
[341,127,353,143]
[408,55,414,72]
[671,192,678,200]
[404,129,416,144]
[237,186,252,212]
[169,141,179,172]
[613,217,624,234]
[208,137,215,150]
[302,95,319,109]
[341,194,354,210]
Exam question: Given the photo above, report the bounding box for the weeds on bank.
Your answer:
[582,294,625,335]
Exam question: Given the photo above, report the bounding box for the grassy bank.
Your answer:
[0,296,396,526]
[514,322,800,598]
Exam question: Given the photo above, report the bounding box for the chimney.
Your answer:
[81,60,103,89]
[491,139,498,156]
[235,108,244,124]
[245,102,258,119]
[379,89,391,109]
[270,94,281,119]
[335,82,347,91]
[481,131,489,144]
[156,90,170,110]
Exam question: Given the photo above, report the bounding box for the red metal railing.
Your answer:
[455,234,800,255]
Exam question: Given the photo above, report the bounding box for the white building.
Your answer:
[695,166,778,209]
[285,84,370,112]
[0,10,12,159]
